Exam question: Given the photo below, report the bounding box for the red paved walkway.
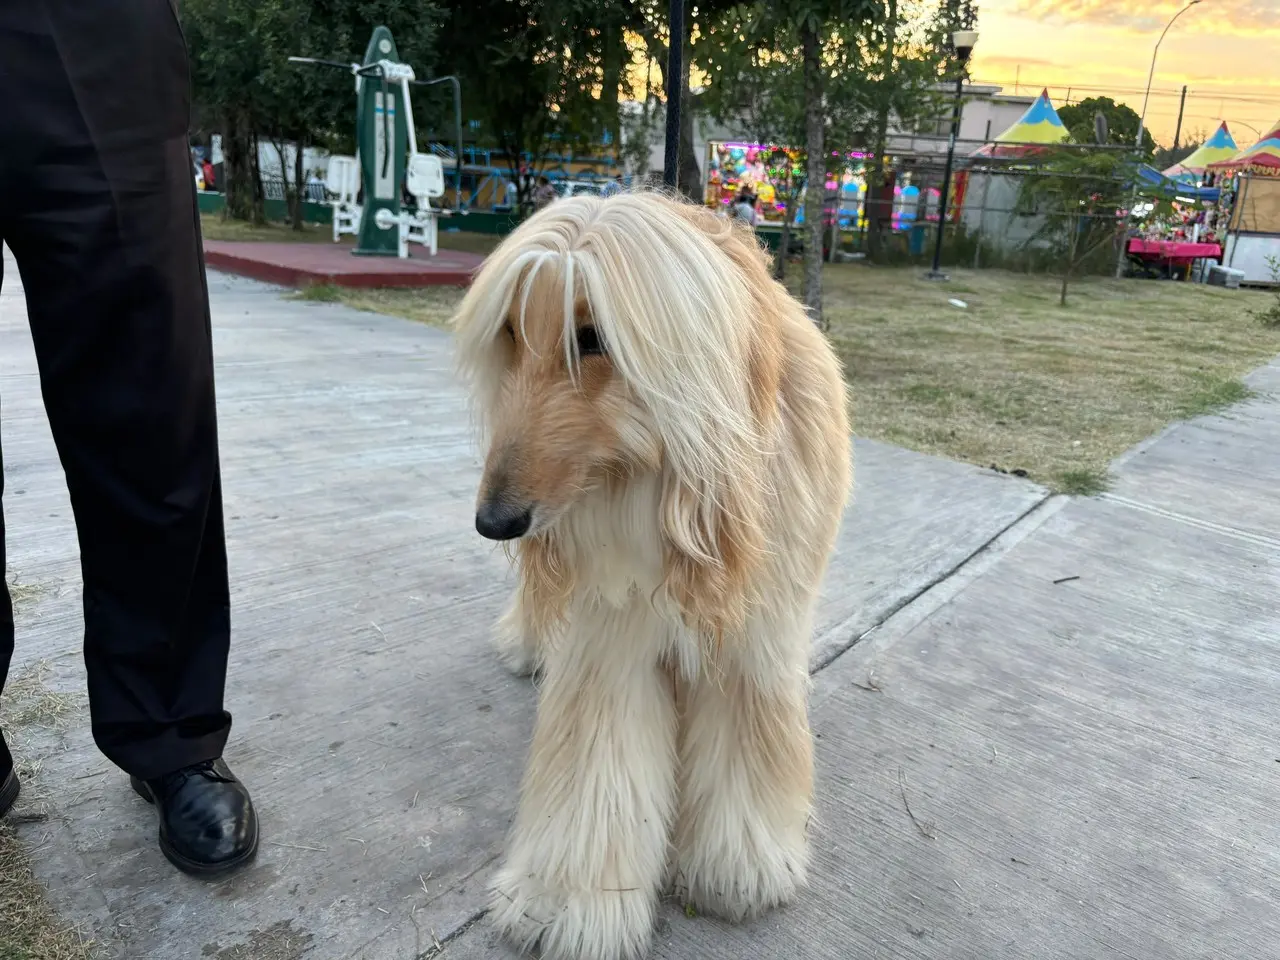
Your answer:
[203,241,484,289]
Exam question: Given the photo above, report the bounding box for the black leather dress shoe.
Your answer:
[131,758,259,876]
[1,736,18,818]
[0,764,18,819]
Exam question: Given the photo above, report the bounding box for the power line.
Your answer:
[972,77,1280,108]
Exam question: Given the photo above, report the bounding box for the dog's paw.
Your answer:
[492,604,539,678]
[492,632,537,678]
[489,864,655,960]
[672,834,807,923]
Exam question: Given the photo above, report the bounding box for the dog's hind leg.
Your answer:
[492,591,540,678]
[671,636,813,922]
[488,604,677,960]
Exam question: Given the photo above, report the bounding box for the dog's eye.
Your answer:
[501,322,515,342]
[575,325,605,357]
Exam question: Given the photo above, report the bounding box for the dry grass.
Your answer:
[1,661,76,733]
[6,581,47,614]
[199,215,333,245]
[278,253,1280,495]
[0,823,97,960]
[1,660,95,960]
[808,265,1277,492]
[198,214,504,257]
[328,286,465,328]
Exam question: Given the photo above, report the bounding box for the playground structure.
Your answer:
[289,26,463,258]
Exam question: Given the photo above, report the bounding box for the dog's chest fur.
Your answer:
[554,473,667,606]
[540,473,712,676]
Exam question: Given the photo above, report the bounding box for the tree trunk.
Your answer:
[801,21,825,328]
[1061,212,1080,307]
[601,21,623,154]
[676,6,701,202]
[775,179,801,281]
[249,131,266,224]
[865,0,897,264]
[292,134,306,230]
[269,137,293,226]
[222,109,256,222]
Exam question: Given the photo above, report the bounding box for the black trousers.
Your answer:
[0,0,232,780]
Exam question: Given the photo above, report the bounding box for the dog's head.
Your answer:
[452,192,787,633]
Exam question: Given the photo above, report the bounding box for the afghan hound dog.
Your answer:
[451,191,852,960]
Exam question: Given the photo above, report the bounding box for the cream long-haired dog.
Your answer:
[452,191,851,960]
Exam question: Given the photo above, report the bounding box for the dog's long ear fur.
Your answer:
[655,206,788,639]
[453,192,793,638]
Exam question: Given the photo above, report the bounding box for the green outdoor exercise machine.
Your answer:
[289,26,464,257]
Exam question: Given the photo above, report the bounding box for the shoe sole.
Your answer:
[130,776,260,878]
[0,769,18,818]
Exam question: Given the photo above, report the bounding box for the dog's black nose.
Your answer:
[476,500,532,540]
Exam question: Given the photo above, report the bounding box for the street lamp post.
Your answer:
[1114,0,1201,277]
[663,0,685,189]
[1135,0,1201,159]
[926,29,978,281]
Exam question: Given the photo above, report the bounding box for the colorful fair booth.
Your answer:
[1164,122,1238,183]
[959,90,1071,253]
[1207,120,1280,284]
[703,142,887,231]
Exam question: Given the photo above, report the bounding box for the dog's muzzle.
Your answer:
[475,499,533,541]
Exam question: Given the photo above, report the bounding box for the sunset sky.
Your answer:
[969,0,1280,148]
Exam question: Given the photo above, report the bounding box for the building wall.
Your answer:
[885,86,1035,160]
[960,170,1048,251]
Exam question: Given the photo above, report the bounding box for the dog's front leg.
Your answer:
[492,590,540,677]
[672,644,813,922]
[489,608,677,960]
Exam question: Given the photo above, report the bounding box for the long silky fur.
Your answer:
[452,189,852,960]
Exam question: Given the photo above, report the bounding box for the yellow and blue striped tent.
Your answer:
[970,89,1069,159]
[1208,119,1280,177]
[1164,122,1239,180]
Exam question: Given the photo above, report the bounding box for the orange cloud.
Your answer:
[1012,0,1280,34]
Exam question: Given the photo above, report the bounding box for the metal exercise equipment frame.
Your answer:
[290,25,465,257]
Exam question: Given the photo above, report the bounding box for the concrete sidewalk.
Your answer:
[2,257,1277,959]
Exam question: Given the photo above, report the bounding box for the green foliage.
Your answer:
[1056,467,1110,497]
[1057,96,1155,157]
[1017,147,1171,305]
[184,0,440,142]
[183,0,442,222]
[439,0,647,206]
[184,0,645,219]
[294,283,343,302]
[1251,256,1280,327]
[932,0,978,35]
[698,0,946,301]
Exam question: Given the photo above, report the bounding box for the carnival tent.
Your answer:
[1134,163,1220,203]
[1163,122,1238,180]
[1207,119,1280,176]
[969,89,1069,160]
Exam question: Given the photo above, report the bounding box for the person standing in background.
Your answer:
[533,175,557,210]
[0,0,259,876]
[601,173,625,198]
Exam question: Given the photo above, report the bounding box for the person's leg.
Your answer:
[0,252,14,813]
[0,2,255,874]
[0,2,232,782]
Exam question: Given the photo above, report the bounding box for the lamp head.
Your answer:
[952,29,978,61]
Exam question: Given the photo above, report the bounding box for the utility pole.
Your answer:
[1173,84,1188,151]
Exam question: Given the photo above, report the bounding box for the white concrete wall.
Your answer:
[1224,233,1280,284]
